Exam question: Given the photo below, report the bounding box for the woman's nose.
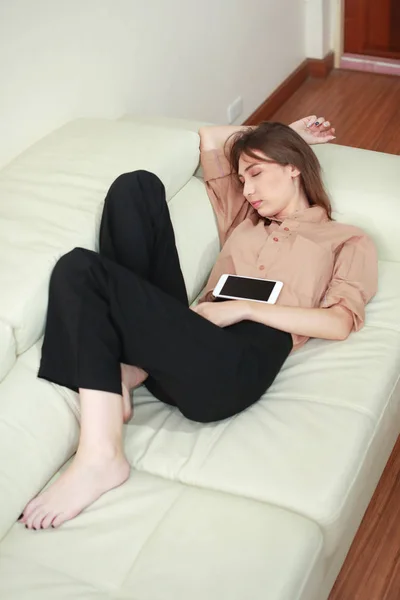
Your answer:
[243,181,254,198]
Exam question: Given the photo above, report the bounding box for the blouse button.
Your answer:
[273,237,279,242]
[259,265,265,271]
[284,227,289,231]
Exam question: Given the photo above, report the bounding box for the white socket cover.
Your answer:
[227,96,243,124]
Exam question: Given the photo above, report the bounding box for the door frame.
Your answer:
[333,0,345,67]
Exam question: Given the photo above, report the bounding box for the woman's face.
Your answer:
[238,151,301,219]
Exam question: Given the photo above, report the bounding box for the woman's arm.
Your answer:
[198,116,335,151]
[244,302,353,341]
[198,125,251,151]
[192,301,353,341]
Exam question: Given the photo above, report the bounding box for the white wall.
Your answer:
[0,0,306,168]
[305,0,334,59]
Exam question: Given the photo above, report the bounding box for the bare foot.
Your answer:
[19,450,130,529]
[121,364,148,423]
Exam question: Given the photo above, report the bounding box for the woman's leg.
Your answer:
[26,247,290,529]
[38,247,292,424]
[24,172,200,529]
[98,170,188,407]
[21,389,130,530]
[26,244,131,529]
[99,170,187,303]
[25,167,291,528]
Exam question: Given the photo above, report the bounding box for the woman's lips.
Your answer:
[252,200,262,209]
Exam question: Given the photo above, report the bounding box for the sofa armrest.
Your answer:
[0,345,79,540]
[118,115,215,180]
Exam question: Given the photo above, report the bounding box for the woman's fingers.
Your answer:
[319,125,336,137]
[306,115,318,128]
[309,116,325,129]
[307,116,324,129]
[312,120,336,137]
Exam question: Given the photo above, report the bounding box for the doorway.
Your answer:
[339,0,400,74]
[344,0,400,58]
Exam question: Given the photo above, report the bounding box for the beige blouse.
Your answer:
[199,148,378,351]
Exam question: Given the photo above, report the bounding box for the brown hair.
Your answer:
[226,121,332,220]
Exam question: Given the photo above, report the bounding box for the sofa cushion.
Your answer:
[0,470,324,600]
[313,144,400,262]
[0,118,200,355]
[168,177,219,303]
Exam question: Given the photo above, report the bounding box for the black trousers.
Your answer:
[38,171,292,423]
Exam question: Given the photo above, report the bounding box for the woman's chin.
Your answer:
[258,205,283,220]
[257,206,272,218]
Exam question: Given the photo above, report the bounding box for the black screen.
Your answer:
[219,276,276,302]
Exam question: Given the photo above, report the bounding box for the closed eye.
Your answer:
[238,172,261,183]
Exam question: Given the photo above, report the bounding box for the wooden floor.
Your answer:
[272,69,400,599]
[271,69,400,155]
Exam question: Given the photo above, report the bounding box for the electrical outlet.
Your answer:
[227,96,243,124]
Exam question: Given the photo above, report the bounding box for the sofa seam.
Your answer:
[264,394,375,419]
[116,486,187,591]
[363,323,400,334]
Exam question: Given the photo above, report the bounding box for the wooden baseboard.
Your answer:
[308,51,335,78]
[244,52,335,125]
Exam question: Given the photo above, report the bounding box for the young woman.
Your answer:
[20,116,378,530]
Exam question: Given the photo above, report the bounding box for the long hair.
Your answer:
[227,122,332,220]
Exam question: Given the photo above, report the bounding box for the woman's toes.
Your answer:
[25,505,43,529]
[51,513,68,529]
[21,497,40,524]
[20,453,130,529]
[32,510,48,531]
[40,512,57,530]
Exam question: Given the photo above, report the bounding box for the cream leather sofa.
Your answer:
[0,116,399,600]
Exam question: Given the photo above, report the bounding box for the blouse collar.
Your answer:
[267,205,328,224]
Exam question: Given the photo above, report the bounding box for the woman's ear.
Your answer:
[289,164,301,179]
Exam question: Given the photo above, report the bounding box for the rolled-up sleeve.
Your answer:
[321,235,378,331]
[200,148,252,246]
[201,148,232,181]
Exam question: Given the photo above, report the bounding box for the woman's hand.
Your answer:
[289,115,336,145]
[191,300,250,327]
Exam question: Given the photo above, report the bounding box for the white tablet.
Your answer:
[213,274,283,304]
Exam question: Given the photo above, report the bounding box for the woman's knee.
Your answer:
[108,170,165,201]
[50,248,97,289]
